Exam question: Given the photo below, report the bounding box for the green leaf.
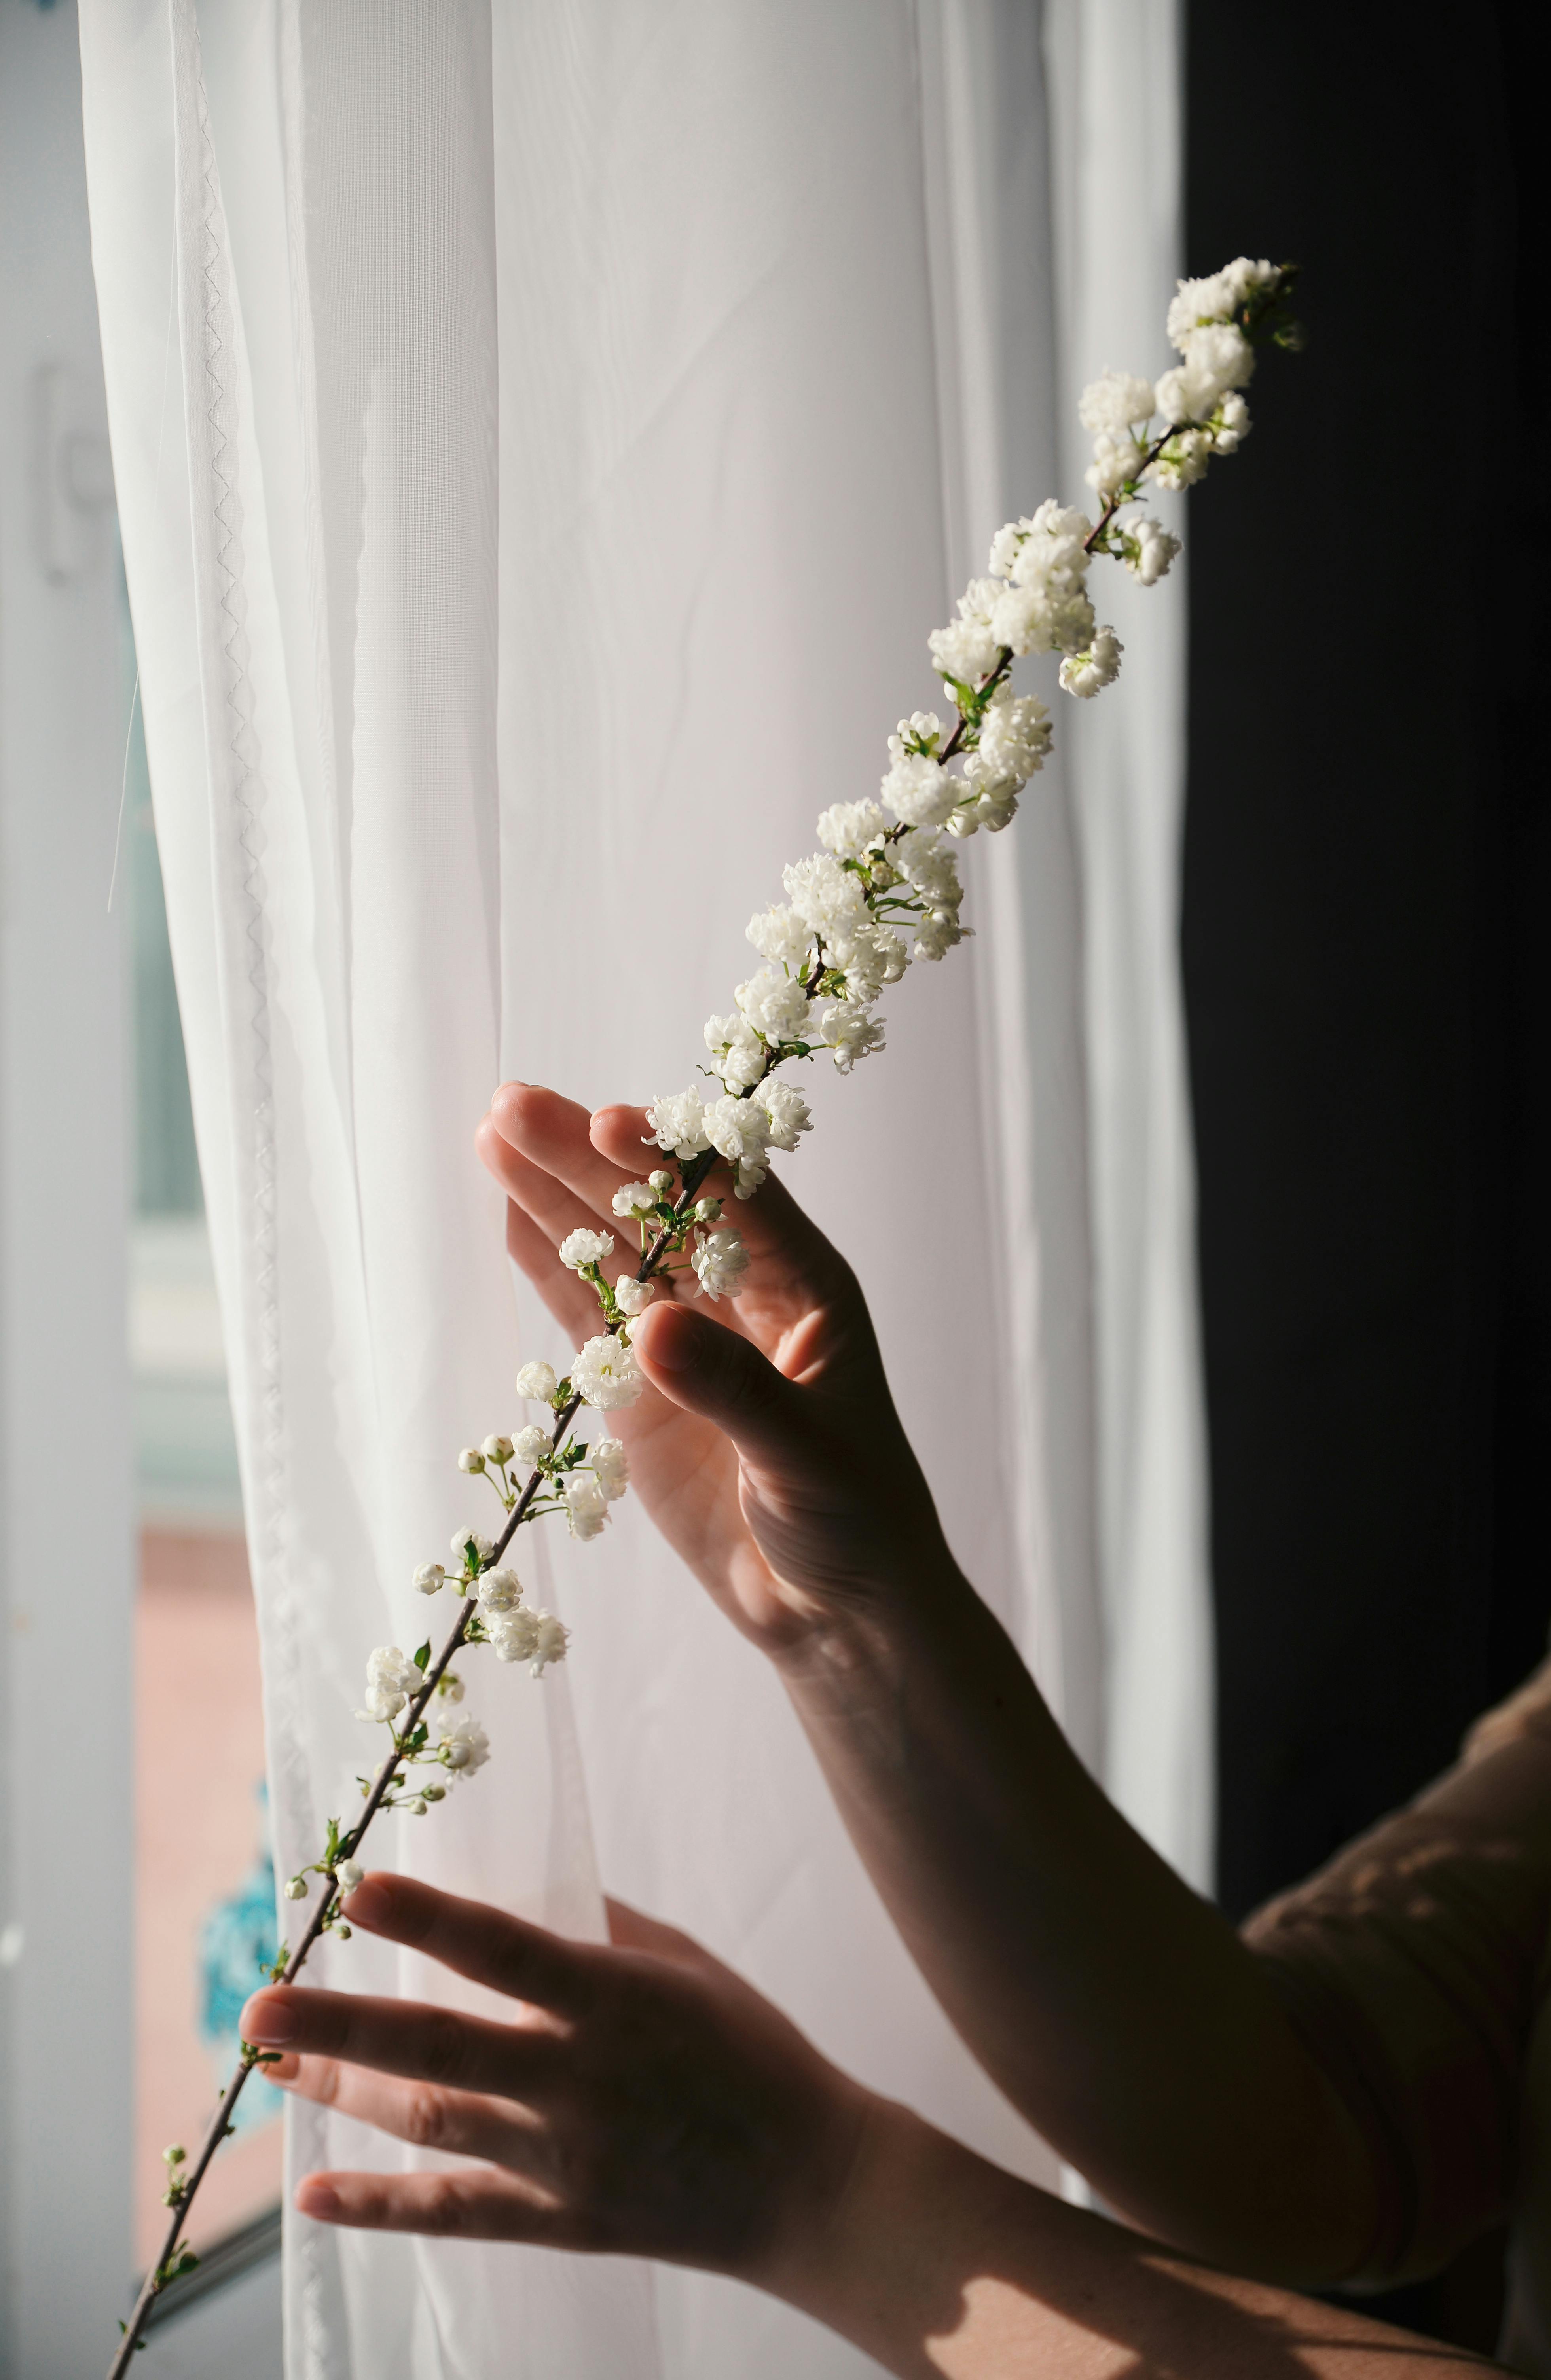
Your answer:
[413,1641,431,1672]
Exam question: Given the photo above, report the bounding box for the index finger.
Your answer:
[339,1872,598,2013]
[487,1083,644,1235]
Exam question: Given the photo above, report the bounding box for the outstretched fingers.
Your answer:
[240,1982,562,2101]
[338,1872,600,2011]
[271,2051,542,2169]
[296,2164,563,2240]
[487,1084,642,1233]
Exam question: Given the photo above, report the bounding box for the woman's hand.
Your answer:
[241,1872,868,2285]
[241,1881,1468,2380]
[476,1082,956,1652]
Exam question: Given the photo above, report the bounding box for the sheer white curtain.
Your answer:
[79,2,1203,2373]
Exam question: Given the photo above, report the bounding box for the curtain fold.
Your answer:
[79,2,1202,2370]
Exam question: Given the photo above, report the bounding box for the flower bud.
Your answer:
[482,1435,514,1465]
[335,1923,353,1939]
[403,1796,428,1817]
[515,1360,558,1403]
[413,1562,447,1596]
[421,1783,446,1803]
[694,1197,722,1223]
[649,1169,673,1191]
[335,1859,364,1894]
[457,1447,485,1474]
[284,1876,308,1902]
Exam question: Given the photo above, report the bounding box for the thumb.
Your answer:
[633,1301,806,1464]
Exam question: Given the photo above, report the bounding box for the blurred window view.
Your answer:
[125,588,282,2268]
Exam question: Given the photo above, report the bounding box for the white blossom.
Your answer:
[515,1360,558,1404]
[529,1613,569,1674]
[881,736,956,828]
[824,920,906,1001]
[914,907,971,961]
[563,1470,610,1540]
[987,515,1035,578]
[1086,434,1141,502]
[559,1226,614,1272]
[613,1274,655,1317]
[982,503,1096,656]
[439,1712,490,1777]
[979,690,1051,782]
[783,852,871,937]
[592,1438,630,1500]
[482,1435,514,1465]
[336,1860,364,1895]
[703,1012,766,1091]
[895,827,963,908]
[571,1332,644,1409]
[1150,427,1211,491]
[611,1182,658,1218]
[451,1528,495,1569]
[735,968,813,1042]
[927,578,1004,685]
[646,1086,712,1158]
[438,1675,464,1703]
[1212,391,1251,452]
[756,1076,812,1152]
[1155,325,1254,427]
[816,800,886,858]
[692,1226,751,1300]
[1124,518,1182,586]
[745,903,814,972]
[487,1607,540,1664]
[413,1562,447,1597]
[358,1645,419,1724]
[1078,369,1156,437]
[489,1605,568,1675]
[1165,258,1280,349]
[702,1092,772,1195]
[1059,625,1124,700]
[477,1566,522,1612]
[816,1000,886,1072]
[514,1423,552,1465]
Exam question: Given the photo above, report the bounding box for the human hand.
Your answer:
[241,1873,868,2285]
[476,1082,957,1653]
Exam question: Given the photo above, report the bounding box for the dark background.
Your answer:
[1184,1,1551,2346]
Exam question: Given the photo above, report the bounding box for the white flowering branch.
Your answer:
[109,254,1301,2374]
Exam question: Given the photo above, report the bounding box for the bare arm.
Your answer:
[476,1083,1380,2282]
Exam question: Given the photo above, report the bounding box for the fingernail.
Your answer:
[245,1997,296,2045]
[343,1877,392,1928]
[298,2180,340,2218]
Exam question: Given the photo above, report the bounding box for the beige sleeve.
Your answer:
[1243,1659,1551,2287]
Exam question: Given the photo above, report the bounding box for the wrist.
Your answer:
[762,2095,1039,2372]
[765,1550,980,1710]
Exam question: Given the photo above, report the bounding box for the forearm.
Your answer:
[772,2100,1496,2380]
[774,1562,1377,2280]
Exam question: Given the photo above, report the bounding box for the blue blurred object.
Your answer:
[197,1785,282,2132]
